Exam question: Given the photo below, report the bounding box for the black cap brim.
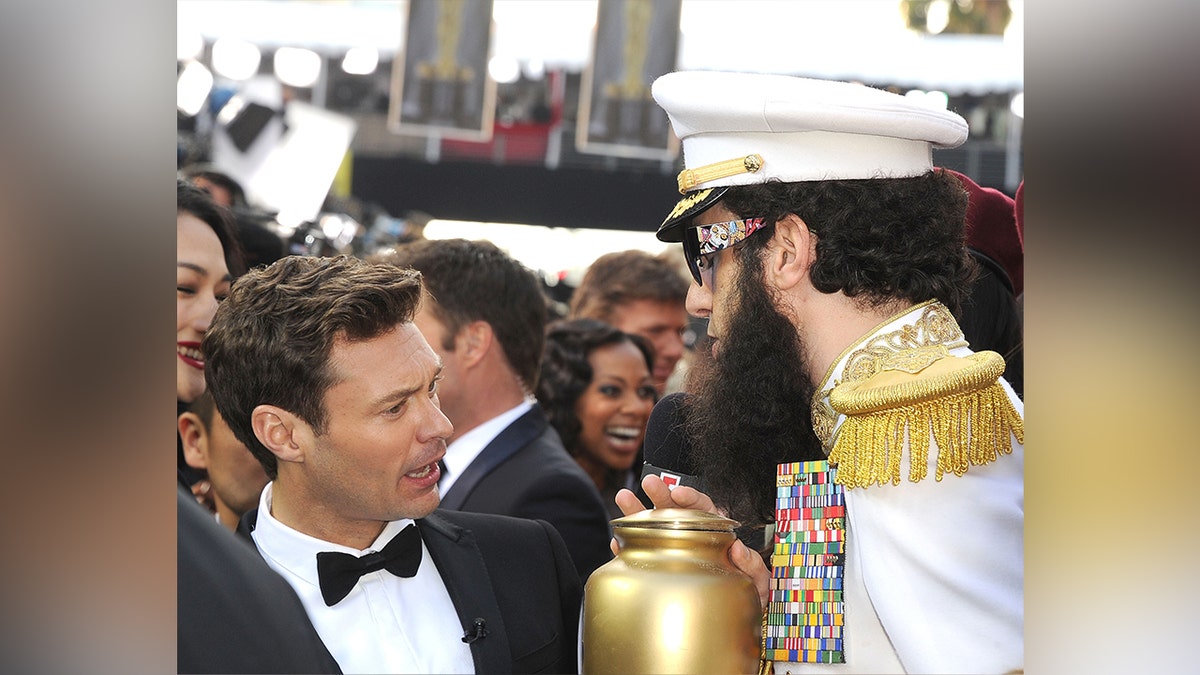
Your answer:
[654,187,728,243]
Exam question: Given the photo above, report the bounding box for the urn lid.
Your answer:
[611,508,739,532]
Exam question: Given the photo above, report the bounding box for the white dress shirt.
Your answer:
[250,483,476,674]
[438,399,532,497]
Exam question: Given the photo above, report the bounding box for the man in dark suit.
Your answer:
[376,239,614,582]
[204,255,581,673]
[179,486,342,674]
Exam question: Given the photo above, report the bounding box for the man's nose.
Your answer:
[685,283,711,318]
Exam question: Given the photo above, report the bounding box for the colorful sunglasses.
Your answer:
[682,217,766,286]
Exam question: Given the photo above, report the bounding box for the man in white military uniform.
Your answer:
[617,71,1023,674]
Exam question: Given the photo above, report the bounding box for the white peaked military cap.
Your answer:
[653,70,969,242]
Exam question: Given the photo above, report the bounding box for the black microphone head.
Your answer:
[643,392,694,475]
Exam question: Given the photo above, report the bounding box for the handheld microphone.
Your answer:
[637,393,770,552]
[637,393,704,505]
[461,617,489,644]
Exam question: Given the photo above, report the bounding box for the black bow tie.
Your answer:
[315,524,422,606]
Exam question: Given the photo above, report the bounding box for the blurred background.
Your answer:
[176,0,1023,298]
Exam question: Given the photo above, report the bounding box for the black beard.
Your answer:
[683,253,825,528]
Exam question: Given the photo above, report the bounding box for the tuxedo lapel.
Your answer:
[417,512,512,673]
[235,507,257,543]
[440,407,548,510]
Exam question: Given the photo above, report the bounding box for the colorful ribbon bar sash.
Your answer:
[766,460,847,664]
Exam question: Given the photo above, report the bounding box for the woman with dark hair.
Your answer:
[537,318,658,518]
[177,179,245,494]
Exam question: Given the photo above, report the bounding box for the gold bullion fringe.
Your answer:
[828,382,1023,489]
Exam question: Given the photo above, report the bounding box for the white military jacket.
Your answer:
[770,300,1023,674]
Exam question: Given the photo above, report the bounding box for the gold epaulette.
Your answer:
[827,347,1023,489]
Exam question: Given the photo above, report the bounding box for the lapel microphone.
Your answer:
[461,617,489,644]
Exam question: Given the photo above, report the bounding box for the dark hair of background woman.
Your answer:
[537,317,655,464]
[177,178,247,278]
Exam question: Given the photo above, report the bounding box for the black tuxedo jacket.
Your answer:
[238,507,582,674]
[179,488,340,674]
[441,407,614,581]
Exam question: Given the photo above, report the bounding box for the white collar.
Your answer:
[251,482,417,590]
[439,399,533,495]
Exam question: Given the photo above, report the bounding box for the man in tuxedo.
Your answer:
[204,255,581,674]
[376,239,613,582]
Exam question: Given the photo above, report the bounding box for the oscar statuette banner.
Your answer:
[388,0,496,141]
[577,0,682,160]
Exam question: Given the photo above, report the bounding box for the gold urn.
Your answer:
[582,508,762,674]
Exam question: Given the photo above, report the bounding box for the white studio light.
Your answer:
[215,95,247,127]
[905,89,949,110]
[341,46,379,75]
[423,219,670,278]
[321,213,347,240]
[274,47,322,88]
[177,60,214,117]
[317,213,360,250]
[925,0,951,35]
[1010,92,1024,119]
[274,211,306,234]
[488,56,520,84]
[924,89,949,110]
[212,37,262,81]
[521,57,545,81]
[177,28,204,62]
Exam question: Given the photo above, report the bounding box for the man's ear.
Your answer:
[250,404,307,465]
[178,412,209,470]
[455,320,494,369]
[767,214,817,290]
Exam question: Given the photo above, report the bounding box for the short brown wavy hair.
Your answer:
[203,255,423,478]
[569,249,688,323]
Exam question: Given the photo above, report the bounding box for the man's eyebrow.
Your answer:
[370,383,423,410]
[368,362,445,410]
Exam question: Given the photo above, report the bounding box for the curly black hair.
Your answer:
[719,170,977,314]
[536,318,655,459]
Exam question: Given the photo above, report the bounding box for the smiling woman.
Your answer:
[536,318,657,518]
[177,180,245,492]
